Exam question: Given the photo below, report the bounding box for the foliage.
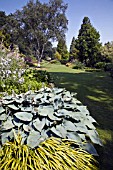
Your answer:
[57,38,69,60]
[104,63,113,72]
[0,134,99,170]
[54,51,62,60]
[95,62,106,69]
[75,16,102,67]
[0,87,102,155]
[72,60,85,69]
[69,37,79,61]
[0,49,26,94]
[0,49,50,94]
[101,41,113,63]
[4,0,68,63]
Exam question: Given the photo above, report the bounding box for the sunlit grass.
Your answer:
[43,62,113,170]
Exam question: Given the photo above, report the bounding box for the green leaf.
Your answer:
[23,124,32,132]
[88,130,103,146]
[66,131,82,142]
[53,88,64,94]
[63,120,77,131]
[56,125,67,138]
[2,119,15,130]
[8,104,19,110]
[15,98,24,104]
[38,106,54,117]
[21,106,32,112]
[34,93,44,100]
[0,113,7,120]
[2,100,14,105]
[80,142,99,156]
[13,119,23,127]
[14,112,33,122]
[50,127,62,137]
[0,106,5,114]
[27,130,41,148]
[33,118,45,132]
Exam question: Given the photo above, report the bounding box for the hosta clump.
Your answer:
[0,87,102,155]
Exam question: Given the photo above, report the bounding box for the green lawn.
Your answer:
[42,62,113,170]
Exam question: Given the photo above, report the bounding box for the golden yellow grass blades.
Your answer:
[0,135,99,170]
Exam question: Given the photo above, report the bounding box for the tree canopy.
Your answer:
[3,0,68,64]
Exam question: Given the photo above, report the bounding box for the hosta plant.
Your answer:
[0,133,99,170]
[0,87,102,155]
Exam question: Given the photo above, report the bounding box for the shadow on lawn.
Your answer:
[49,71,113,170]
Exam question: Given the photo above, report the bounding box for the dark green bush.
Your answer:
[72,61,85,69]
[60,59,68,65]
[95,62,106,69]
[104,63,113,71]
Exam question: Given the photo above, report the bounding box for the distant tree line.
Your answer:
[0,3,113,68]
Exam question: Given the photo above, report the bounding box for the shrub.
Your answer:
[104,63,113,71]
[95,62,106,69]
[50,59,61,64]
[0,133,99,170]
[60,59,68,65]
[72,61,85,69]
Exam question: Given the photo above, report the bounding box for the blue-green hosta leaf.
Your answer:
[33,118,45,132]
[13,119,23,127]
[45,87,52,92]
[84,119,96,130]
[41,130,48,139]
[1,130,14,144]
[56,109,69,117]
[45,118,50,126]
[3,95,12,100]
[78,134,86,141]
[8,104,19,110]
[87,115,97,123]
[53,88,64,94]
[63,103,76,110]
[34,93,44,100]
[0,113,7,120]
[41,98,50,104]
[77,106,90,116]
[21,106,32,112]
[66,131,82,142]
[38,106,54,117]
[48,113,61,121]
[0,106,5,114]
[56,125,67,138]
[63,91,72,102]
[23,124,33,132]
[15,98,24,104]
[27,130,41,148]
[14,112,33,122]
[2,119,15,130]
[50,127,62,138]
[80,143,99,156]
[76,124,88,134]
[63,120,77,131]
[88,130,103,146]
[2,100,14,105]
[72,98,82,105]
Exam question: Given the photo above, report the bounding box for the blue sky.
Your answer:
[0,0,113,49]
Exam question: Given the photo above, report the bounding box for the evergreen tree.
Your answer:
[75,17,102,67]
[69,37,79,61]
[57,38,69,60]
